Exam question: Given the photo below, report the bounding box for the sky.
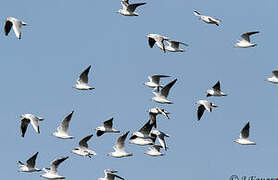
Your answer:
[1,0,278,179]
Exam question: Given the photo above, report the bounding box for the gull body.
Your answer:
[129,137,154,146]
[4,17,27,39]
[18,152,41,172]
[118,0,146,16]
[147,33,168,53]
[149,107,170,128]
[234,31,259,48]
[145,145,165,156]
[195,100,217,120]
[98,169,125,180]
[165,40,188,52]
[72,134,96,157]
[107,131,133,158]
[144,74,170,88]
[206,81,227,97]
[20,114,44,137]
[150,130,169,151]
[40,156,68,179]
[74,65,94,90]
[95,118,120,136]
[152,79,177,104]
[130,120,154,139]
[234,122,256,145]
[266,71,278,83]
[52,111,74,139]
[193,11,220,26]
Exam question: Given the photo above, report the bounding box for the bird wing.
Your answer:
[152,145,162,152]
[149,112,157,128]
[107,173,125,180]
[127,3,146,12]
[121,0,129,10]
[212,81,221,91]
[12,20,22,39]
[240,122,250,139]
[160,78,177,98]
[4,20,13,36]
[103,118,113,129]
[30,117,40,134]
[50,156,68,173]
[77,65,91,84]
[79,134,93,148]
[21,118,30,137]
[151,74,170,84]
[26,152,38,168]
[58,111,74,133]
[193,10,201,16]
[148,37,156,48]
[139,120,153,135]
[241,31,259,42]
[115,131,129,151]
[197,105,205,120]
[272,71,278,78]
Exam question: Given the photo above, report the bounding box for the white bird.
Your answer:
[95,118,120,137]
[144,74,170,88]
[152,78,177,104]
[149,107,170,128]
[18,152,41,172]
[73,65,94,90]
[107,131,133,158]
[98,169,125,180]
[234,122,256,145]
[147,34,168,53]
[118,0,146,16]
[234,31,260,48]
[130,120,154,139]
[195,100,217,120]
[145,145,165,156]
[150,130,169,151]
[52,111,74,139]
[72,134,96,158]
[129,137,154,146]
[4,17,27,39]
[40,156,68,179]
[165,40,188,52]
[20,114,44,137]
[193,11,220,26]
[266,71,278,84]
[206,81,227,97]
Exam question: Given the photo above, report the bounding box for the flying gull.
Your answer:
[234,31,260,48]
[129,120,154,145]
[118,0,146,16]
[234,122,256,145]
[72,134,97,157]
[193,11,220,26]
[98,169,125,180]
[206,81,227,97]
[147,34,168,53]
[266,71,278,84]
[18,152,41,172]
[73,65,94,90]
[107,131,133,158]
[151,78,177,104]
[195,100,217,120]
[40,156,68,179]
[144,74,170,88]
[165,40,188,52]
[20,114,44,137]
[4,17,27,39]
[150,130,169,151]
[145,145,165,157]
[52,111,74,139]
[95,117,120,137]
[149,107,170,128]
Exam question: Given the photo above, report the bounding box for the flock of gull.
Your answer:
[8,0,275,179]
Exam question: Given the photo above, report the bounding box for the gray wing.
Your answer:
[115,131,129,151]
[4,20,13,36]
[107,173,125,180]
[151,75,170,84]
[50,156,69,173]
[212,81,221,91]
[272,71,278,78]
[79,134,93,148]
[58,111,74,133]
[160,78,177,98]
[26,152,38,168]
[127,3,146,12]
[121,0,129,10]
[167,40,188,48]
[78,65,91,84]
[104,118,113,129]
[197,105,205,120]
[148,37,156,48]
[21,118,30,137]
[240,122,250,139]
[149,112,157,128]
[139,120,154,135]
[241,31,259,42]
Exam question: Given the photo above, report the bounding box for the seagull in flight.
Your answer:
[95,117,120,137]
[151,78,177,104]
[72,134,96,157]
[118,0,146,16]
[150,130,169,151]
[98,169,125,180]
[206,81,227,97]
[107,131,133,158]
[234,31,260,48]
[147,34,168,53]
[129,120,154,145]
[4,17,27,39]
[144,74,170,88]
[266,71,278,84]
[73,65,94,90]
[20,114,44,137]
[145,145,165,157]
[40,156,68,179]
[234,122,256,145]
[18,152,41,172]
[195,100,217,120]
[165,40,188,52]
[193,11,221,26]
[149,107,170,128]
[52,111,74,139]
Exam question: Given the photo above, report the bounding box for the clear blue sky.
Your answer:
[1,0,278,179]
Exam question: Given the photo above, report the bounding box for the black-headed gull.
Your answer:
[73,65,94,90]
[52,111,74,139]
[206,81,227,97]
[98,169,125,180]
[147,34,168,53]
[234,31,260,48]
[4,17,27,39]
[118,0,146,16]
[149,107,170,128]
[193,11,220,26]
[150,130,169,151]
[266,71,278,84]
[40,156,68,179]
[195,100,217,120]
[145,145,165,157]
[129,120,154,145]
[107,131,132,158]
[95,118,120,137]
[151,78,177,104]
[144,74,170,88]
[234,122,256,145]
[165,40,188,52]
[20,114,44,137]
[18,152,41,172]
[72,134,96,158]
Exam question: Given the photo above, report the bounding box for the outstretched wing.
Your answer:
[79,134,93,148]
[26,152,39,168]
[160,79,177,98]
[50,156,69,173]
[104,118,113,129]
[212,81,221,91]
[78,65,91,84]
[127,3,146,12]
